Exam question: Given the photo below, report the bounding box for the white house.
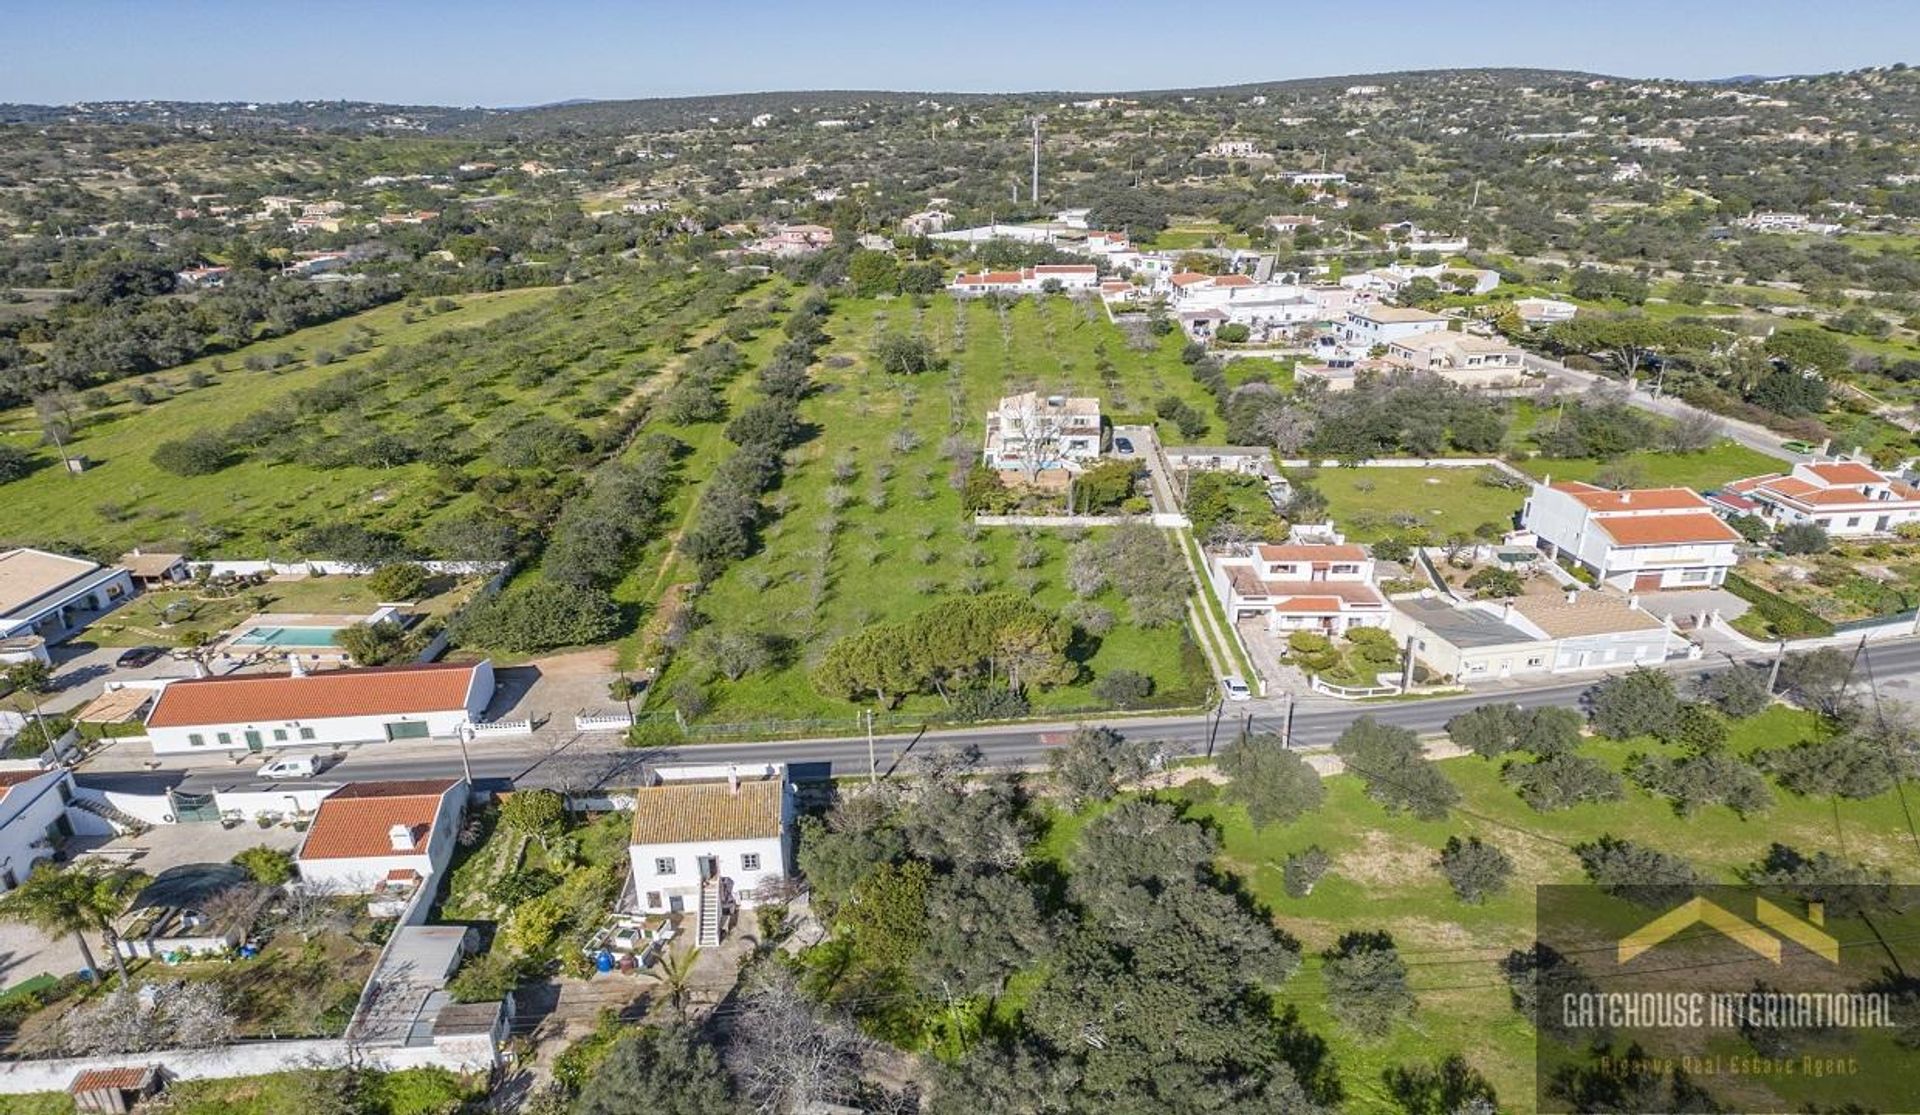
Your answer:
[1164,446,1278,479]
[983,392,1102,472]
[295,779,467,895]
[1338,306,1452,348]
[1713,460,1920,537]
[143,660,495,755]
[1207,544,1390,634]
[948,265,1099,296]
[1167,274,1317,340]
[628,765,795,946]
[1391,590,1678,684]
[0,549,135,645]
[0,769,76,891]
[1522,481,1740,591]
[1382,331,1529,389]
[1285,172,1348,187]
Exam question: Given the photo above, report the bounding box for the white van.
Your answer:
[258,754,321,780]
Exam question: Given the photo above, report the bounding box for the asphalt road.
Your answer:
[75,637,1920,797]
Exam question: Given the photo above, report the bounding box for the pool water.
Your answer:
[233,626,344,647]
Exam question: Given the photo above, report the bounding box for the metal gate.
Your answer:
[168,790,220,824]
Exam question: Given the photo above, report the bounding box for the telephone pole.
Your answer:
[1030,116,1042,204]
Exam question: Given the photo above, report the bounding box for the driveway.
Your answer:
[1635,588,1750,629]
[38,641,198,716]
[484,648,623,730]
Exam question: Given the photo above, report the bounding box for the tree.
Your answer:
[641,944,702,1020]
[1050,725,1151,807]
[1384,1053,1499,1115]
[1774,521,1830,555]
[918,871,1050,1000]
[841,860,932,971]
[0,862,146,984]
[1333,716,1460,819]
[1283,846,1332,897]
[1504,752,1626,812]
[336,619,409,666]
[499,788,566,842]
[730,969,868,1115]
[1219,732,1326,828]
[366,563,429,600]
[574,1024,735,1115]
[1437,836,1513,904]
[1090,668,1154,709]
[151,436,234,476]
[0,443,35,484]
[1694,665,1773,718]
[1546,316,1672,388]
[1574,836,1704,907]
[454,580,619,653]
[231,845,293,885]
[872,332,939,375]
[847,249,901,297]
[1628,749,1773,817]
[1776,647,1855,717]
[1462,566,1523,598]
[1323,930,1416,1037]
[1586,667,1680,739]
[1765,327,1852,376]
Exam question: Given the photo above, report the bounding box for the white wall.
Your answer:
[150,706,475,755]
[0,771,69,890]
[628,834,790,912]
[0,1035,496,1095]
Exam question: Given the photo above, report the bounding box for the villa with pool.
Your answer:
[212,606,405,665]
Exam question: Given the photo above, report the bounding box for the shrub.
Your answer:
[1722,572,1835,638]
[151,437,235,476]
[1323,930,1416,1037]
[1693,665,1773,718]
[1574,836,1704,906]
[232,845,294,885]
[952,687,1029,722]
[1437,836,1513,903]
[366,563,429,600]
[1775,522,1831,555]
[1091,669,1155,709]
[1283,846,1332,897]
[1504,753,1625,812]
[449,952,524,1003]
[1586,668,1680,739]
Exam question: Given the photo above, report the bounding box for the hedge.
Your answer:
[1723,571,1836,639]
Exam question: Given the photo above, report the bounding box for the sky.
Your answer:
[1,0,1915,106]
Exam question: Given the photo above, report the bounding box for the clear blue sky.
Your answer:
[2,0,1913,106]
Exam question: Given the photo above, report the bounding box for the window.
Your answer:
[645,891,662,909]
[385,721,430,741]
[655,857,676,875]
[1526,656,1545,668]
[298,727,316,740]
[188,733,206,747]
[273,729,288,742]
[1847,517,1862,528]
[741,853,762,871]
[216,732,232,746]
[1680,570,1708,584]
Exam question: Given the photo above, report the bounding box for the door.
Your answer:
[243,730,264,753]
[1633,572,1663,591]
[1877,516,1891,532]
[385,721,430,741]
[668,894,685,914]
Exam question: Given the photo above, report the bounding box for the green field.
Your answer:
[1304,465,1526,542]
[1054,707,1917,1112]
[1517,440,1782,489]
[0,288,558,553]
[645,293,1225,723]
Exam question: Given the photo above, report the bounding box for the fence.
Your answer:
[574,712,635,732]
[1309,676,1405,700]
[465,719,532,740]
[191,559,509,578]
[625,697,1215,742]
[972,513,1191,529]
[0,1037,494,1095]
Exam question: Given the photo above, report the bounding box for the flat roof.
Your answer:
[1512,593,1666,638]
[0,549,108,622]
[1395,597,1538,649]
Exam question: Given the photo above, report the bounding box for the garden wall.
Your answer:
[0,1035,494,1095]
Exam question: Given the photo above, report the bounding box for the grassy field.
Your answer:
[1150,221,1251,250]
[645,293,1224,723]
[0,288,557,553]
[1515,441,1781,489]
[1303,465,1526,542]
[1046,706,1919,1112]
[81,572,479,648]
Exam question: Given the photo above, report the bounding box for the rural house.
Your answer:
[1207,544,1391,634]
[627,764,795,947]
[295,779,468,895]
[1523,481,1740,591]
[1712,459,1920,537]
[143,660,495,755]
[0,548,135,645]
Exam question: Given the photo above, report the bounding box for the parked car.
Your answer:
[1220,675,1252,701]
[1781,439,1815,454]
[257,755,320,780]
[115,646,165,669]
[1113,436,1135,455]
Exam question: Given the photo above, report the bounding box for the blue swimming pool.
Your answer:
[232,626,343,648]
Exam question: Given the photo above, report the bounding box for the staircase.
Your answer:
[71,795,151,837]
[695,878,722,948]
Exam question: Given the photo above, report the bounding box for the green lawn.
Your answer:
[1303,465,1526,542]
[81,572,478,648]
[646,294,1222,723]
[0,288,558,553]
[1515,440,1781,490]
[1125,706,1915,1112]
[1148,221,1250,250]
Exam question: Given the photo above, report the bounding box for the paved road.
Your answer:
[75,638,1920,797]
[1523,354,1802,466]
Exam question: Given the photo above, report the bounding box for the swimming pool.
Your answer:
[232,626,344,648]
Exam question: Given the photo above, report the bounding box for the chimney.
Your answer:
[1619,490,1631,504]
[1502,600,1515,621]
[1629,594,1641,610]
[728,766,741,796]
[1565,589,1578,604]
[289,654,307,678]
[388,823,415,852]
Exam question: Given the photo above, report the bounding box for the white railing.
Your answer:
[574,712,635,732]
[465,719,532,740]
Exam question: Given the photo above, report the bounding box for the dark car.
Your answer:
[115,646,165,669]
[1114,436,1135,455]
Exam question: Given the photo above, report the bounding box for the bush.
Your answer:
[951,687,1029,722]
[1504,753,1625,812]
[1775,522,1831,555]
[1437,836,1513,903]
[1722,572,1835,638]
[456,580,620,653]
[1693,665,1773,718]
[231,845,293,885]
[1216,323,1250,343]
[1332,716,1459,819]
[1283,846,1332,897]
[1586,668,1680,739]
[1323,930,1416,1037]
[366,563,429,600]
[1091,669,1155,709]
[151,437,235,476]
[628,719,686,748]
[1574,836,1704,907]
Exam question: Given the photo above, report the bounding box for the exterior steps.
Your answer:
[696,878,721,948]
[71,795,151,836]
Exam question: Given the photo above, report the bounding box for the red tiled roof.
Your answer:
[1257,544,1370,563]
[1808,462,1883,485]
[1551,483,1712,513]
[1272,595,1345,614]
[69,1067,153,1094]
[1721,474,1780,495]
[1170,271,1212,286]
[1707,491,1760,513]
[299,780,457,861]
[1212,274,1256,287]
[1594,513,1740,546]
[146,663,479,728]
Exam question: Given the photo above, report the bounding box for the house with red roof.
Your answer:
[1523,481,1740,591]
[1206,543,1390,634]
[948,264,1099,296]
[1711,459,1920,538]
[294,779,467,895]
[143,660,494,755]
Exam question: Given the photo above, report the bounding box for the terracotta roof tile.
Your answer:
[1560,485,1712,512]
[146,663,479,728]
[299,780,457,861]
[69,1067,154,1094]
[0,770,45,803]
[630,778,786,845]
[1808,462,1883,485]
[1594,513,1740,546]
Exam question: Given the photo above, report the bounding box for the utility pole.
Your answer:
[455,724,475,784]
[1030,115,1042,204]
[1206,700,1225,759]
[1766,639,1786,693]
[1281,692,1295,749]
[865,708,877,784]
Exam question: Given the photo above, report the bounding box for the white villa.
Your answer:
[0,548,136,645]
[948,264,1100,296]
[1712,459,1920,538]
[1382,331,1529,388]
[1522,481,1740,592]
[1207,543,1391,634]
[143,660,495,755]
[628,764,795,947]
[1338,306,1452,348]
[983,393,1102,473]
